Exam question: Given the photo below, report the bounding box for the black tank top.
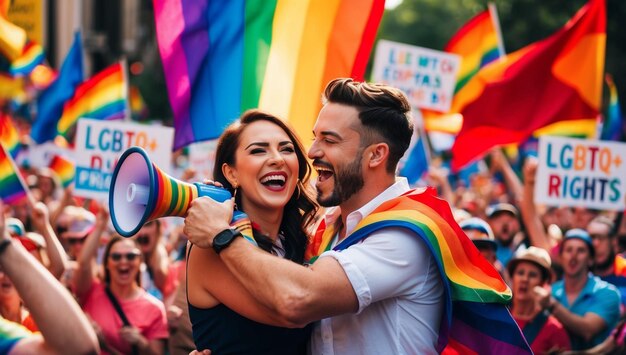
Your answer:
[188,302,311,355]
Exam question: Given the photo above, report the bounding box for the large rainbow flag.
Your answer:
[0,112,20,158]
[305,187,531,354]
[450,0,606,171]
[154,0,385,149]
[0,143,27,204]
[57,61,127,139]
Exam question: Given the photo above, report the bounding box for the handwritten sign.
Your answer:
[74,119,174,199]
[535,136,626,211]
[372,39,460,112]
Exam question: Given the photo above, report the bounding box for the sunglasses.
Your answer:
[109,252,141,262]
[136,235,150,246]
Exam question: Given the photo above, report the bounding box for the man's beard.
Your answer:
[594,251,615,273]
[317,153,364,207]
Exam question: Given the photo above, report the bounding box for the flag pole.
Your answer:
[120,57,131,121]
[488,3,506,58]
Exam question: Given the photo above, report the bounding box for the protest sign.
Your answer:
[188,140,217,181]
[535,136,626,211]
[74,119,174,199]
[372,39,460,112]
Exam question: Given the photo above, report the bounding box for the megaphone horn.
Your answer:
[109,146,241,237]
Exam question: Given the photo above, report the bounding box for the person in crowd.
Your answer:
[0,203,100,354]
[588,215,626,306]
[537,229,621,350]
[185,109,318,354]
[133,219,174,301]
[184,78,449,354]
[73,208,168,354]
[486,202,524,266]
[460,217,510,284]
[509,246,571,354]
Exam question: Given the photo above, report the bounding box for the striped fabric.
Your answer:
[48,155,75,188]
[0,112,20,158]
[306,187,531,354]
[0,143,27,204]
[154,0,385,149]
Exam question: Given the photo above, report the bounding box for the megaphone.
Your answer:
[109,146,248,238]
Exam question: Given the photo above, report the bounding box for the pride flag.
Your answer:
[603,74,624,141]
[445,7,503,93]
[8,40,44,75]
[399,135,429,185]
[129,85,148,120]
[0,143,27,204]
[450,0,606,171]
[0,113,20,158]
[57,62,127,139]
[154,0,385,149]
[305,187,531,354]
[48,155,75,188]
[31,32,84,144]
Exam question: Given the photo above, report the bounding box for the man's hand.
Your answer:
[31,202,50,233]
[184,197,234,249]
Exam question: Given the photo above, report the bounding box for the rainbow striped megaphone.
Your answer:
[109,146,251,238]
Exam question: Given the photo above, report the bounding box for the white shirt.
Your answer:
[309,178,444,355]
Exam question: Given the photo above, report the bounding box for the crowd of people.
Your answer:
[2,77,626,354]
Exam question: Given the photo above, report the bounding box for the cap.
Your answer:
[59,206,96,239]
[460,217,497,251]
[6,218,25,237]
[507,246,552,282]
[14,232,46,252]
[486,203,519,219]
[561,228,595,258]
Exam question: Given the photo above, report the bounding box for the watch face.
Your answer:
[213,229,241,253]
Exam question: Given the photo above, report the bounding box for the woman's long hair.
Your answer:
[213,110,318,263]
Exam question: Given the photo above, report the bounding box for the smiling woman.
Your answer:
[73,207,169,355]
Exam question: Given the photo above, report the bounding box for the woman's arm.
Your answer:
[72,207,108,299]
[30,202,68,279]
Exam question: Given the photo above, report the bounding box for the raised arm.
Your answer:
[30,201,68,279]
[520,158,552,251]
[73,206,109,299]
[490,148,523,204]
[0,205,99,355]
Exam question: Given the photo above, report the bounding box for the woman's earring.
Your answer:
[232,184,239,210]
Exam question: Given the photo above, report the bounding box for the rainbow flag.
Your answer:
[0,143,27,204]
[129,85,148,119]
[445,7,503,93]
[48,155,75,188]
[603,74,624,141]
[8,40,44,75]
[0,10,26,62]
[57,62,127,139]
[450,0,606,171]
[306,187,530,353]
[0,113,20,158]
[154,0,385,149]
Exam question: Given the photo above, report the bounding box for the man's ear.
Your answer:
[367,143,389,168]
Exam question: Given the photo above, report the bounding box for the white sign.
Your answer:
[372,39,460,112]
[74,119,174,199]
[188,140,217,181]
[535,136,626,211]
[24,142,72,168]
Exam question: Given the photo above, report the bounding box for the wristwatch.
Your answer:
[212,228,243,254]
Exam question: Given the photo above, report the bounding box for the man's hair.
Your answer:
[322,78,413,173]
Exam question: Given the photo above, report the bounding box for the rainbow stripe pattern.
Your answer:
[57,62,127,139]
[603,74,624,141]
[154,0,385,149]
[8,40,44,75]
[0,112,20,158]
[445,9,502,93]
[306,187,530,354]
[147,162,255,244]
[48,155,75,188]
[0,143,27,204]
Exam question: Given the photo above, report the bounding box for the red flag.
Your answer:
[451,0,606,171]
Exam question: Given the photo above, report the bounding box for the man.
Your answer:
[486,202,523,267]
[588,215,626,305]
[460,217,510,284]
[185,79,525,354]
[0,204,99,354]
[539,229,621,351]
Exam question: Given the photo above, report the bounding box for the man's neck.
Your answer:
[564,272,589,296]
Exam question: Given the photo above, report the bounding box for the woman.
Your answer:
[186,109,318,354]
[509,246,571,354]
[74,208,168,355]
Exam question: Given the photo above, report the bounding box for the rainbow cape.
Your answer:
[0,113,20,158]
[306,187,531,354]
[0,143,27,204]
[57,62,127,139]
[154,0,385,149]
[48,155,75,188]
